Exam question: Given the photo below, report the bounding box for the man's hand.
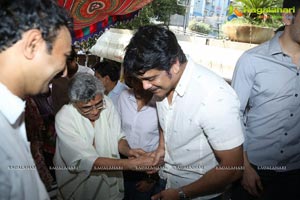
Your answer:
[128,148,146,158]
[151,188,179,200]
[151,147,165,166]
[128,154,155,171]
[145,147,165,174]
[241,164,263,197]
[136,180,155,192]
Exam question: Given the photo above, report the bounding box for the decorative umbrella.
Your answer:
[58,0,153,42]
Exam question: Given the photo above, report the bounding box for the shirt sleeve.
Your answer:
[201,84,244,151]
[231,52,256,151]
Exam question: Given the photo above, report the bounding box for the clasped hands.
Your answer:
[127,147,165,173]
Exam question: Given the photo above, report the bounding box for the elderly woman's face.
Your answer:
[74,94,106,122]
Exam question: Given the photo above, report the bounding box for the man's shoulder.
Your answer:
[243,35,278,57]
[116,81,128,92]
[55,104,73,120]
[118,88,131,99]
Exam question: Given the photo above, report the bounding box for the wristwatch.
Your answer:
[178,187,191,200]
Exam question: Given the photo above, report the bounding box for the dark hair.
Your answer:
[93,60,121,82]
[283,0,300,15]
[123,25,187,76]
[66,46,78,78]
[0,0,73,53]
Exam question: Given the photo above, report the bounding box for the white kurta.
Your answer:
[54,96,124,200]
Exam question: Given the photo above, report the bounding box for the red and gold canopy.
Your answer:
[58,0,153,42]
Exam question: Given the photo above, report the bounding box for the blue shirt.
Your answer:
[108,81,128,107]
[117,89,159,152]
[232,31,300,171]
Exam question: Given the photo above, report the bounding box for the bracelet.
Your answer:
[178,187,191,200]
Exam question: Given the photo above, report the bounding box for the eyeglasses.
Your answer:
[76,99,106,115]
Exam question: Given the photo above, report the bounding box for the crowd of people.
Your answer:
[1,0,300,200]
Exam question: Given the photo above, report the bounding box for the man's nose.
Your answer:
[142,80,152,90]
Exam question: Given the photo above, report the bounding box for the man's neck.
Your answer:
[279,31,300,67]
[106,81,118,94]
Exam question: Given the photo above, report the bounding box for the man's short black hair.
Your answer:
[0,0,73,53]
[123,25,187,76]
[283,0,300,15]
[93,60,121,82]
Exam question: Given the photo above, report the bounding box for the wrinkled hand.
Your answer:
[241,165,263,197]
[151,188,179,200]
[130,154,155,171]
[136,180,155,192]
[128,148,146,158]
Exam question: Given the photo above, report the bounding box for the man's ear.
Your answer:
[23,29,43,59]
[282,13,294,26]
[104,75,111,82]
[171,59,180,74]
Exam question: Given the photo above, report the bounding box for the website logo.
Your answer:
[227,5,295,21]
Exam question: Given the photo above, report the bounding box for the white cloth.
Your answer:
[108,81,128,107]
[117,89,159,152]
[157,60,244,200]
[0,83,49,200]
[54,96,124,200]
[77,64,94,75]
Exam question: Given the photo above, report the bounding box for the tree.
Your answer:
[115,5,154,30]
[151,0,185,27]
[115,0,185,29]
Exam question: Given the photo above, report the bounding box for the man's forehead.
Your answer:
[78,94,103,105]
[136,69,163,79]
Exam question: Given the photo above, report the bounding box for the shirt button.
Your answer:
[297,73,300,76]
[295,94,298,97]
[280,150,284,153]
[284,132,288,136]
[290,113,294,117]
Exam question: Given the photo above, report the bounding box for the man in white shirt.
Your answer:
[54,73,155,200]
[0,1,73,199]
[94,60,128,106]
[123,25,244,200]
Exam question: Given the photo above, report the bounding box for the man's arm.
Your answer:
[152,145,243,200]
[91,155,154,172]
[118,138,146,158]
[240,151,263,197]
[231,51,263,196]
[92,137,152,172]
[152,127,165,166]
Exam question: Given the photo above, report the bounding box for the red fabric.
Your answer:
[58,0,153,42]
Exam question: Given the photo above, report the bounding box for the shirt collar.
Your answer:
[0,83,25,124]
[268,31,284,55]
[175,59,194,97]
[110,81,125,95]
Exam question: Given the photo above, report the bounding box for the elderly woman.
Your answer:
[54,73,154,200]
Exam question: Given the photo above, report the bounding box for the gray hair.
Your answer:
[68,73,105,103]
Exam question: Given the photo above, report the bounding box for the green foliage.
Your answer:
[151,0,185,26]
[226,16,281,28]
[188,20,211,34]
[229,0,284,28]
[115,6,154,30]
[74,37,98,53]
[115,0,185,29]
